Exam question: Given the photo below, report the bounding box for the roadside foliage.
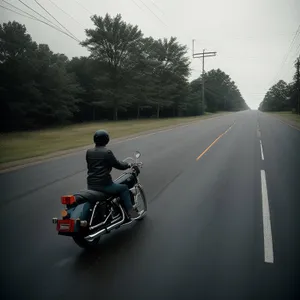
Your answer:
[259,58,300,113]
[0,15,248,132]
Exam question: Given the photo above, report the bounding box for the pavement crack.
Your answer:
[149,170,183,203]
[1,168,86,207]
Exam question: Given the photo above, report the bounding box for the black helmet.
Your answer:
[94,129,109,146]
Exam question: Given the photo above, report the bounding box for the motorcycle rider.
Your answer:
[86,129,140,219]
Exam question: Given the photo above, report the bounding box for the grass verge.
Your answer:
[267,112,300,128]
[0,112,229,166]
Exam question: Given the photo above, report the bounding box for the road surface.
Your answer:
[0,110,299,300]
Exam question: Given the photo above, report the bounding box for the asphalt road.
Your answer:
[1,110,299,300]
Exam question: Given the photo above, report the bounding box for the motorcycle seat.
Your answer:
[74,189,114,204]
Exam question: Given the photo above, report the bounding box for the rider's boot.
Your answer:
[127,208,139,219]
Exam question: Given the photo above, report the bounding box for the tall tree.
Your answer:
[0,18,249,132]
[259,55,300,113]
[188,69,248,114]
[145,37,190,117]
[0,21,81,131]
[81,13,144,120]
[259,80,289,112]
[294,57,300,114]
[0,21,38,130]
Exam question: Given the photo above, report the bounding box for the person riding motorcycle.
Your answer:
[86,130,139,219]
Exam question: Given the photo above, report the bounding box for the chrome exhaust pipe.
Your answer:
[84,205,126,242]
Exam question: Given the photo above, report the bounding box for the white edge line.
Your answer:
[259,140,265,160]
[261,170,274,264]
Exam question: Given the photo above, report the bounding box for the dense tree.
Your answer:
[66,56,104,121]
[81,13,145,120]
[0,21,81,131]
[259,80,289,112]
[188,69,249,113]
[0,16,249,132]
[259,57,300,113]
[144,36,191,118]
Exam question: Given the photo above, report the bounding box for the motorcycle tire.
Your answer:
[72,235,100,249]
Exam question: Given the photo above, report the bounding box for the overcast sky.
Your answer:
[1,0,300,109]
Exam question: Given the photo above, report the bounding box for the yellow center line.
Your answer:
[196,123,235,161]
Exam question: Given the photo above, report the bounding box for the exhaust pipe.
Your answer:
[85,205,126,242]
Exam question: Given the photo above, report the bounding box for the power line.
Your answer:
[33,0,80,42]
[149,0,164,15]
[277,45,300,81]
[296,43,300,57]
[47,0,85,27]
[0,3,37,21]
[137,0,167,27]
[16,0,61,29]
[0,3,80,43]
[131,0,144,11]
[131,1,193,53]
[270,24,300,85]
[282,34,300,75]
[73,0,93,15]
[3,0,60,31]
[2,0,62,31]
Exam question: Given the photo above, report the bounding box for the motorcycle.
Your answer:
[52,151,147,249]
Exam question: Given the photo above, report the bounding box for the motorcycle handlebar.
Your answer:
[129,162,143,168]
[123,157,135,163]
[123,156,143,168]
[123,152,143,169]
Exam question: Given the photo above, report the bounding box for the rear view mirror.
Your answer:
[135,151,141,159]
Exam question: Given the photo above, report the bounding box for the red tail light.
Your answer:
[61,195,76,205]
[56,219,75,232]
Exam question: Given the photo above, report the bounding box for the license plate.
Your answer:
[57,219,75,232]
[60,224,70,230]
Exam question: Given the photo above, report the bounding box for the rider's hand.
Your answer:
[132,165,140,173]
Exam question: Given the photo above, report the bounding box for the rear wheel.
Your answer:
[134,185,147,220]
[72,235,100,249]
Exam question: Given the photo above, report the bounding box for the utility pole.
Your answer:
[192,40,217,114]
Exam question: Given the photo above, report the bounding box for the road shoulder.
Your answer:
[266,112,300,131]
[0,113,231,173]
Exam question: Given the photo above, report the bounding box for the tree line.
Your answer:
[259,58,300,113]
[0,14,249,132]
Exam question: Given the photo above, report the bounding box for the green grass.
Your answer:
[268,111,300,124]
[0,113,228,165]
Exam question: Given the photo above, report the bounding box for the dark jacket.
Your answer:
[86,146,129,190]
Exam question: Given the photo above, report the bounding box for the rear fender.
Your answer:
[57,202,92,235]
[68,202,92,221]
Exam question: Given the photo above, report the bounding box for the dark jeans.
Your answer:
[100,183,132,211]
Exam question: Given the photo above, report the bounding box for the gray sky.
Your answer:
[1,0,300,109]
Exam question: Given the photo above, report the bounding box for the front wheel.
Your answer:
[134,185,147,220]
[72,235,100,249]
